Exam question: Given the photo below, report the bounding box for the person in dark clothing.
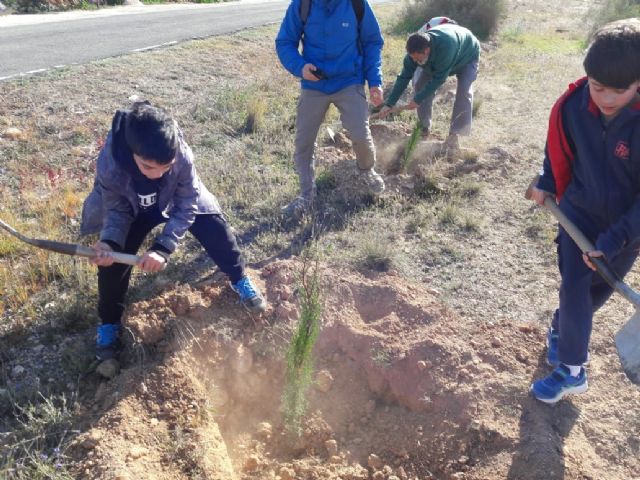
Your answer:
[81,102,266,363]
[529,19,640,403]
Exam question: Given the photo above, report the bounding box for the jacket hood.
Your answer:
[110,110,139,177]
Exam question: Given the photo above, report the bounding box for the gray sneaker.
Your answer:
[281,196,312,219]
[360,168,385,195]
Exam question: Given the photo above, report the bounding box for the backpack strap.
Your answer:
[300,0,311,24]
[351,0,364,23]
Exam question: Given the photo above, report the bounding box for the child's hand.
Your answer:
[583,250,604,271]
[530,186,555,206]
[406,100,419,110]
[139,251,167,273]
[91,241,115,267]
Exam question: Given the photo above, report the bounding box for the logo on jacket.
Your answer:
[614,141,630,160]
[342,22,350,27]
[138,192,157,209]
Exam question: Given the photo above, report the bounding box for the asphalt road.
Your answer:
[0,0,292,80]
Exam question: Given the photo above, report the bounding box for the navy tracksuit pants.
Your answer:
[98,210,245,325]
[552,227,640,365]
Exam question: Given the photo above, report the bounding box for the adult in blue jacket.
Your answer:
[276,0,386,216]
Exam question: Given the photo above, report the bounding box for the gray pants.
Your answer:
[412,60,478,135]
[294,84,376,200]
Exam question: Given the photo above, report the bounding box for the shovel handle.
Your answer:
[0,218,140,266]
[541,197,640,309]
[74,245,141,266]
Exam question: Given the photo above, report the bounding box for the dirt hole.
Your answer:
[70,260,537,480]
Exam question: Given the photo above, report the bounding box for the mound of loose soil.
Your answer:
[69,260,640,480]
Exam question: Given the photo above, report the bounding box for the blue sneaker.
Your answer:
[530,364,588,404]
[96,323,122,361]
[231,276,266,313]
[546,327,560,367]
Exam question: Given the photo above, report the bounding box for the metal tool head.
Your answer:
[615,310,640,385]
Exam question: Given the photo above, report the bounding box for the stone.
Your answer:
[244,455,260,472]
[325,439,338,456]
[96,359,120,379]
[279,466,295,480]
[81,431,102,449]
[127,445,148,460]
[2,127,23,140]
[11,365,25,377]
[368,454,383,469]
[314,370,334,393]
[257,422,272,439]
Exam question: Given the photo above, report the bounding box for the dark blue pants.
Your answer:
[552,227,639,365]
[98,211,245,324]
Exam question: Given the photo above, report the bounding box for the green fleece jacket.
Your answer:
[385,24,480,107]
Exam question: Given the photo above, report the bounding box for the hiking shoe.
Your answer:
[232,276,267,313]
[360,168,385,195]
[281,196,312,219]
[530,364,588,404]
[546,326,560,367]
[420,128,430,140]
[96,323,122,361]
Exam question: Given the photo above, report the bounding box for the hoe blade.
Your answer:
[615,310,640,385]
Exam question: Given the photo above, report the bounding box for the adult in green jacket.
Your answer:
[379,23,480,154]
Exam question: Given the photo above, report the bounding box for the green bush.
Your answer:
[586,0,640,36]
[395,0,505,40]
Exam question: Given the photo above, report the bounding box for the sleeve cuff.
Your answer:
[535,175,556,195]
[595,233,624,260]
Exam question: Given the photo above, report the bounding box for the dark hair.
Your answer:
[124,102,178,164]
[406,33,432,55]
[584,19,640,89]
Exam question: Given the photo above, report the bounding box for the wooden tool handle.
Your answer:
[74,245,140,266]
[525,177,640,308]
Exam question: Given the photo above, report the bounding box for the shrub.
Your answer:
[586,0,640,37]
[395,0,505,40]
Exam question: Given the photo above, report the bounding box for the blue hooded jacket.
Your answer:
[275,0,384,94]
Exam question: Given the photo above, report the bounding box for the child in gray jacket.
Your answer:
[81,102,266,362]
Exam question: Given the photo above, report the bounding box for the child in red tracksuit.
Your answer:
[529,19,640,404]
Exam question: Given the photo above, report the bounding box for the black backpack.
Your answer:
[299,0,365,26]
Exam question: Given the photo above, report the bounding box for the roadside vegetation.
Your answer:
[1,0,227,14]
[394,0,506,39]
